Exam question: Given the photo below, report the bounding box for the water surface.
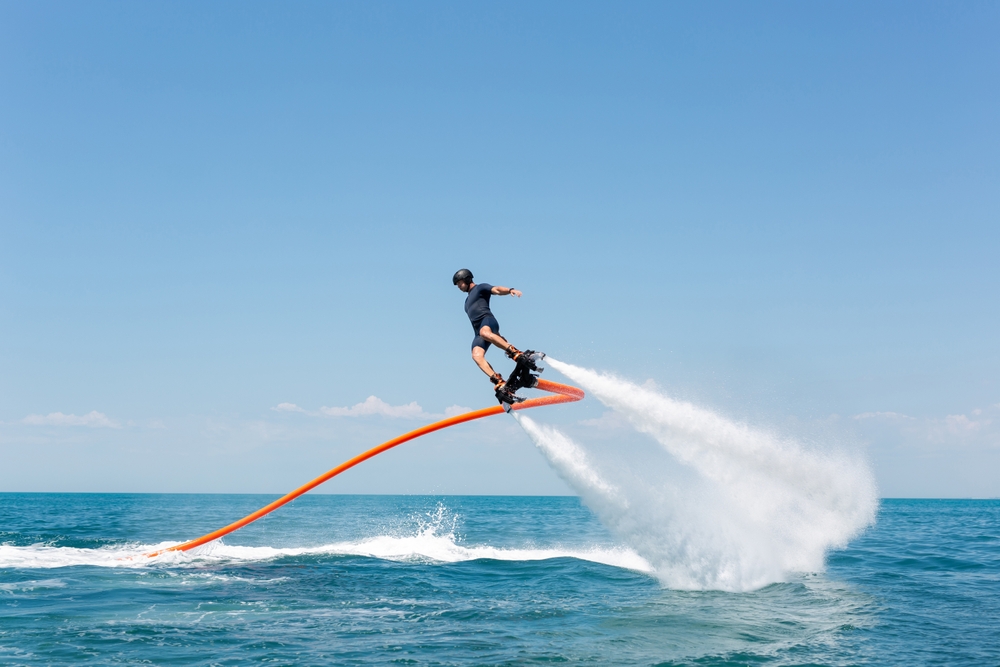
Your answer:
[1,495,997,665]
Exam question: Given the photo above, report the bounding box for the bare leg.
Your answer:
[472,346,499,378]
[478,326,514,354]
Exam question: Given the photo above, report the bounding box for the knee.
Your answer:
[478,326,493,338]
[472,347,485,361]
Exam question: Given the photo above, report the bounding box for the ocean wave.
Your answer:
[0,533,653,573]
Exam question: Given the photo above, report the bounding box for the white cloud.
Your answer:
[854,405,999,448]
[944,414,991,434]
[580,410,630,429]
[22,411,120,428]
[273,397,434,419]
[273,402,308,413]
[853,411,916,421]
[272,396,462,420]
[320,396,428,419]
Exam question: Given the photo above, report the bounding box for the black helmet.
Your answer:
[452,268,473,285]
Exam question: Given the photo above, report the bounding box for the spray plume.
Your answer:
[515,359,877,592]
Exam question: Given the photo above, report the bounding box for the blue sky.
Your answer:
[2,2,998,497]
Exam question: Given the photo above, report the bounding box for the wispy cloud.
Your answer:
[579,410,630,429]
[273,402,308,413]
[273,396,433,419]
[22,411,120,428]
[943,414,992,435]
[320,396,427,418]
[853,411,916,421]
[854,405,999,447]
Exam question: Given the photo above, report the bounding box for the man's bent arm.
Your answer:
[491,286,522,297]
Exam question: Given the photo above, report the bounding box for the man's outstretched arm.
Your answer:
[490,286,522,297]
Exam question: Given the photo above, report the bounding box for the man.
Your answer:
[452,268,528,396]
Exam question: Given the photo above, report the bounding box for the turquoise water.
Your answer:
[1,494,998,665]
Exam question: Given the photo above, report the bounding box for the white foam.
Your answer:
[519,359,878,592]
[0,543,168,569]
[0,578,67,592]
[0,535,652,574]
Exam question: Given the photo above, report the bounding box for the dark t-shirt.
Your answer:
[464,283,494,329]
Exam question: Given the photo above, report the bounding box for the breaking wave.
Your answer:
[0,509,652,574]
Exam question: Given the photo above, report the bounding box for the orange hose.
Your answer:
[143,379,583,557]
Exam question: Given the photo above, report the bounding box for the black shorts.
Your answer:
[471,315,500,351]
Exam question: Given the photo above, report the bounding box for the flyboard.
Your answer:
[143,352,582,558]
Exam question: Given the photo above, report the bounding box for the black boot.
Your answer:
[495,382,523,411]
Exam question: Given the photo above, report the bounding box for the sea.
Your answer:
[1,493,998,666]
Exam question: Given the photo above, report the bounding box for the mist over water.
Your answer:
[517,359,878,592]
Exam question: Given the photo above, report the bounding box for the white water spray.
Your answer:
[514,414,625,505]
[516,359,877,592]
